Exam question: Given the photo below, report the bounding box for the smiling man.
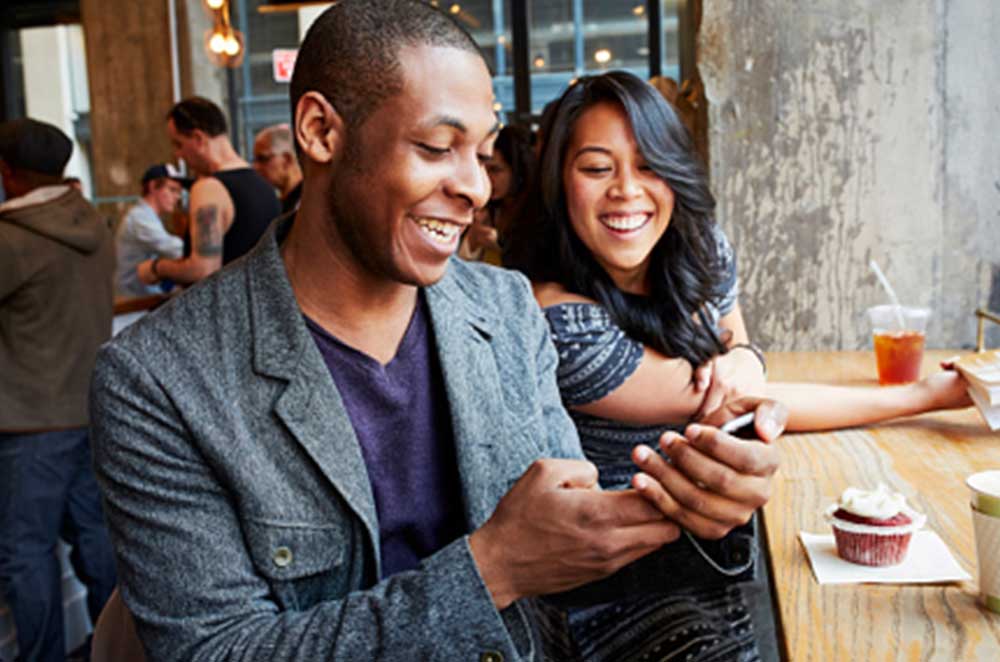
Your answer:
[89,2,783,661]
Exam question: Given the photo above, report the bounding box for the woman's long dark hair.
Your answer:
[505,71,728,367]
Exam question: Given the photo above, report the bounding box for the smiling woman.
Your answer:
[506,70,765,662]
[504,70,974,661]
[562,101,677,294]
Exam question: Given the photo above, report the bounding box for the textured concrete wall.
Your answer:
[701,0,1000,350]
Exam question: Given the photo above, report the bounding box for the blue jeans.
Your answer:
[0,429,117,662]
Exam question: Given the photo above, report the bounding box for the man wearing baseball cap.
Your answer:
[0,117,117,662]
[114,163,190,297]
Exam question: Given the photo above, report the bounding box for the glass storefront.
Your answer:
[233,0,298,155]
[233,0,691,141]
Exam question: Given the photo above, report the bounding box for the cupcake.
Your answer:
[824,484,926,566]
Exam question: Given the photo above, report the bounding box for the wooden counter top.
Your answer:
[763,350,1000,660]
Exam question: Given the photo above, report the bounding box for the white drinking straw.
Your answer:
[869,260,906,328]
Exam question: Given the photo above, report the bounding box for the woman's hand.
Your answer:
[465,219,500,253]
[916,361,974,411]
[693,348,767,423]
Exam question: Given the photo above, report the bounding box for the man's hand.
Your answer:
[137,258,159,285]
[631,397,786,540]
[469,459,680,610]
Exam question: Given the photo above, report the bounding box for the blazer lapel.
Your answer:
[426,268,518,529]
[245,218,380,566]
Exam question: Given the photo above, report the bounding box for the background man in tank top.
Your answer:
[136,97,280,288]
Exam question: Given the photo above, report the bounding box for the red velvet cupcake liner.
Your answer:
[823,503,926,567]
[830,526,914,566]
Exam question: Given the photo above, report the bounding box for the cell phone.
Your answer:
[720,412,759,440]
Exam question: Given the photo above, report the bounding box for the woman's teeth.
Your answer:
[414,217,460,243]
[600,213,649,231]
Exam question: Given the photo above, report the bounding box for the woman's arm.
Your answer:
[573,346,706,425]
[762,370,972,431]
[533,282,708,426]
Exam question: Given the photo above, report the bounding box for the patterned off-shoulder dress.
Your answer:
[537,229,769,662]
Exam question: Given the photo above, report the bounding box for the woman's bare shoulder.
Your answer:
[531,281,598,308]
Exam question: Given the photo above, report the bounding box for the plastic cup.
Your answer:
[867,305,930,385]
[968,471,1000,614]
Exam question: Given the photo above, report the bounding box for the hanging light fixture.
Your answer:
[203,0,244,68]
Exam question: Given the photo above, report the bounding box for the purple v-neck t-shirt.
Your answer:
[305,294,466,578]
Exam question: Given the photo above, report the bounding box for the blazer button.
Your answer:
[273,546,293,568]
[480,652,504,662]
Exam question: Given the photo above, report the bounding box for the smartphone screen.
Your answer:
[720,412,759,440]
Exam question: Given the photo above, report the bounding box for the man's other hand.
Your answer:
[468,458,680,610]
[630,397,786,540]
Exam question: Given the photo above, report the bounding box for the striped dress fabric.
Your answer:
[537,229,762,661]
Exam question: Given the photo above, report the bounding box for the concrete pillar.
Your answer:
[700,0,1000,350]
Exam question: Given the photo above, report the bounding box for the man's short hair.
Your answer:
[0,118,72,176]
[258,124,294,155]
[167,97,228,137]
[290,0,483,131]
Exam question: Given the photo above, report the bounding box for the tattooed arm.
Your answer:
[138,178,233,286]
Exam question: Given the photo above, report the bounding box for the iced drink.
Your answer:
[866,305,930,385]
[873,330,925,385]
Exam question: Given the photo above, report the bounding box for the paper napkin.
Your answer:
[799,530,971,585]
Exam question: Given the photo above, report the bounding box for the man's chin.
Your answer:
[405,262,451,288]
[394,254,453,288]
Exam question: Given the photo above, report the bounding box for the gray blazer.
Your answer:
[90,217,582,661]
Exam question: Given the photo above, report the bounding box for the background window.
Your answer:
[232,0,693,143]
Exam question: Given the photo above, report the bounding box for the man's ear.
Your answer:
[191,128,210,149]
[294,92,344,165]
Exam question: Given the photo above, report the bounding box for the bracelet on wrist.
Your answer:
[730,342,767,376]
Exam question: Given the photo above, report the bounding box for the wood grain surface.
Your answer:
[764,350,1000,661]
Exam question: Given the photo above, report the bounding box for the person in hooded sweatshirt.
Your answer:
[0,118,117,662]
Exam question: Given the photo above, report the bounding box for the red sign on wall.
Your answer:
[272,49,298,83]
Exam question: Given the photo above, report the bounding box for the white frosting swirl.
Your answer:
[837,483,908,519]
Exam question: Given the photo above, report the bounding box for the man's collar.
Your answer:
[245,213,500,378]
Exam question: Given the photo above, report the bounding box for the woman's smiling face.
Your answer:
[562,101,675,295]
